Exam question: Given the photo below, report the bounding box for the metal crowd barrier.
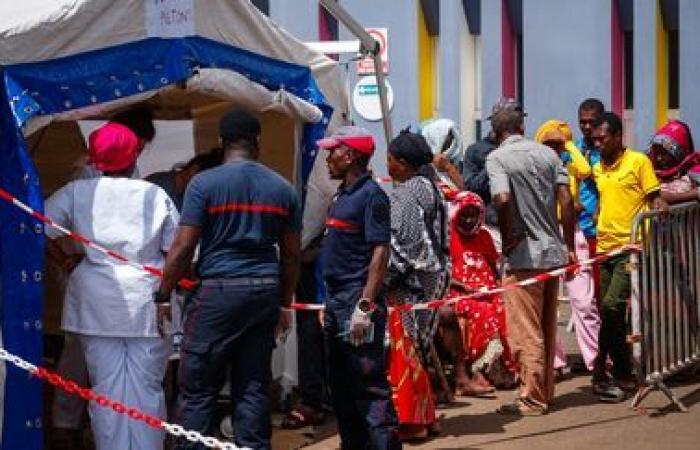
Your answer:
[630,201,700,411]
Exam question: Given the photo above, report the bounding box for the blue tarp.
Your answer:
[0,36,331,449]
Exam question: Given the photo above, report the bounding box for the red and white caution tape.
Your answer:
[0,185,637,313]
[287,244,637,312]
[0,187,196,290]
[0,347,246,450]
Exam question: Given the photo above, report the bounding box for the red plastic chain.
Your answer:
[32,366,164,430]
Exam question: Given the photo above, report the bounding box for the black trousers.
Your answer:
[175,278,279,450]
[296,261,328,409]
[325,283,401,450]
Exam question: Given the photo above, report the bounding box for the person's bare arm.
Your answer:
[493,193,516,256]
[660,189,698,205]
[361,244,390,304]
[279,230,302,308]
[648,190,669,213]
[46,239,83,274]
[434,154,465,190]
[157,225,201,297]
[557,185,576,254]
[450,279,476,294]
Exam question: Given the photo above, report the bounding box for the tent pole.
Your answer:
[319,0,393,145]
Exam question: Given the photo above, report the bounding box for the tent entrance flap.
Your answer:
[0,34,334,450]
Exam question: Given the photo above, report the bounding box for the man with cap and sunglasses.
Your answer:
[45,123,179,450]
[318,126,401,449]
[157,110,302,449]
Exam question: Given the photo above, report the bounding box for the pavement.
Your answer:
[274,374,700,450]
[271,297,700,450]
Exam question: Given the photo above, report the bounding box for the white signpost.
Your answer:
[352,76,394,122]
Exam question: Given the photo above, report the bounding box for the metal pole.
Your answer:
[319,0,393,145]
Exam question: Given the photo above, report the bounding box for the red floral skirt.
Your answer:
[387,308,436,426]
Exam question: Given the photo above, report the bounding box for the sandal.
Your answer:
[455,377,495,397]
[399,424,429,442]
[280,404,325,430]
[497,398,547,416]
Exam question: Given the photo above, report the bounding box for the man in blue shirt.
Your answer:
[156,110,302,450]
[576,99,604,244]
[318,126,401,449]
[576,98,605,300]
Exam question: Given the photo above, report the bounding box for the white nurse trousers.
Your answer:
[80,335,170,450]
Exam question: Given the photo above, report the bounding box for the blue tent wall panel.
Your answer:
[0,36,331,449]
[0,84,45,450]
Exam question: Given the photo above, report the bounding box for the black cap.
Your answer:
[388,128,434,169]
[219,110,261,144]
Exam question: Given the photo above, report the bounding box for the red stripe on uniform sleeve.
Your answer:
[325,218,360,232]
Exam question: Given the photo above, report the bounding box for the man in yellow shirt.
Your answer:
[591,112,667,402]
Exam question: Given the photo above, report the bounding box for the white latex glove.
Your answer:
[349,305,372,347]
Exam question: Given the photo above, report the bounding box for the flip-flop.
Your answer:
[280,405,325,430]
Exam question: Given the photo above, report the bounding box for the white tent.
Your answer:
[0,1,345,448]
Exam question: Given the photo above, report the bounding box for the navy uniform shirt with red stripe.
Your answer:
[322,172,391,287]
[180,160,302,278]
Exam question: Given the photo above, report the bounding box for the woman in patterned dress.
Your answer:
[385,130,451,441]
[445,191,514,394]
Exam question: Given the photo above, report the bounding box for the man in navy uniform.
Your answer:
[156,110,301,449]
[317,126,401,450]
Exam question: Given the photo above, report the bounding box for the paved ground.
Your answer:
[44,298,700,449]
[274,374,700,450]
[272,298,700,450]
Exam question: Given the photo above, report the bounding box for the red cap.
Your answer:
[88,123,139,172]
[317,125,375,156]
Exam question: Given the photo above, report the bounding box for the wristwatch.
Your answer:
[357,297,376,314]
[152,291,170,304]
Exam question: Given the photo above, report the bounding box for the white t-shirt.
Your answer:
[45,177,179,337]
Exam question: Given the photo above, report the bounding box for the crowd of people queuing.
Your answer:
[43,97,700,449]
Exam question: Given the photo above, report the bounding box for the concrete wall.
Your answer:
[339,0,420,175]
[679,0,700,141]
[481,0,503,123]
[439,0,478,144]
[438,0,464,126]
[269,0,320,41]
[523,0,611,139]
[633,0,659,149]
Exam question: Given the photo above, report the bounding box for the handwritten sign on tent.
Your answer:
[356,28,389,75]
[147,0,195,38]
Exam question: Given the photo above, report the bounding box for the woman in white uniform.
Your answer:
[45,122,178,450]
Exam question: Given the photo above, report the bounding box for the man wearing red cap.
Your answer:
[318,126,401,449]
[45,123,179,450]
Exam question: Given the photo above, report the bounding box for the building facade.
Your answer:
[256,0,700,171]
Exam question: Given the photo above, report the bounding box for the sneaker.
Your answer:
[593,382,625,403]
[614,377,638,392]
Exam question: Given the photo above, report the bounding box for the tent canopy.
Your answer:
[0,2,345,448]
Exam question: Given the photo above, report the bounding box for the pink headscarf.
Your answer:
[648,120,699,180]
[88,123,139,172]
